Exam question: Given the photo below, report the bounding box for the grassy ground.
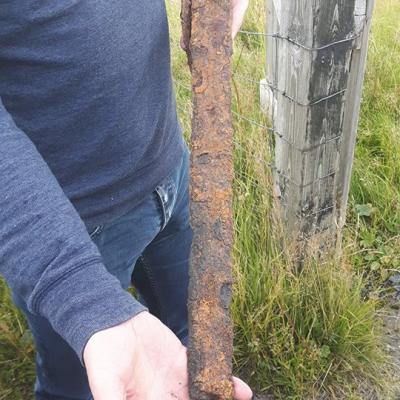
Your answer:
[0,0,399,399]
[345,0,400,289]
[168,0,399,397]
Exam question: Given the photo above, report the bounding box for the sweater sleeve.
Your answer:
[0,98,146,362]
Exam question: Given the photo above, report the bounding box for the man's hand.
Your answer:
[232,0,249,39]
[84,312,253,400]
[180,0,249,52]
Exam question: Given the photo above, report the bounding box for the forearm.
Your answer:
[0,98,146,361]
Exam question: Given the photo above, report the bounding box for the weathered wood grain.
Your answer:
[264,0,374,255]
[335,0,375,249]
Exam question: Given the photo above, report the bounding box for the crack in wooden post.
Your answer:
[181,0,234,399]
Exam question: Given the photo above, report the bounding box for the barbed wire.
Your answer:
[170,9,368,221]
[234,74,348,107]
[173,77,343,153]
[238,15,368,52]
[174,76,341,200]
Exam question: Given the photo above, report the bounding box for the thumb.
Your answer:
[233,376,253,400]
[232,0,249,39]
[180,36,187,51]
[89,375,125,400]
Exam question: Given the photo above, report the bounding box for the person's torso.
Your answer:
[0,0,183,228]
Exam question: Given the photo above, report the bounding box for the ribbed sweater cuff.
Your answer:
[33,259,147,364]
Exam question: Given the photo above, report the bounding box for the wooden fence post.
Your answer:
[262,0,375,256]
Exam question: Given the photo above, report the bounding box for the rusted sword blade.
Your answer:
[182,0,235,399]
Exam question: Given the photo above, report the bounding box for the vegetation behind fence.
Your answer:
[167,0,399,398]
[0,1,398,399]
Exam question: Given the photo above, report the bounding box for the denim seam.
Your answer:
[31,257,103,314]
[139,255,164,322]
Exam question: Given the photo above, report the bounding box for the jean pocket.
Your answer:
[155,176,177,230]
[89,225,103,238]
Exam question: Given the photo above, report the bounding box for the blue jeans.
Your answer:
[12,144,192,400]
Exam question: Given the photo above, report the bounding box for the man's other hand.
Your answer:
[232,0,249,39]
[84,311,253,400]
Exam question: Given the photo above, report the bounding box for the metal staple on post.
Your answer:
[181,0,235,399]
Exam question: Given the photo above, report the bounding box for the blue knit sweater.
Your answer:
[0,0,183,361]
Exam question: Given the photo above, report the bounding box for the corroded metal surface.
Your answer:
[180,0,192,60]
[181,0,234,399]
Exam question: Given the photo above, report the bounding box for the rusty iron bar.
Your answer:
[181,0,235,399]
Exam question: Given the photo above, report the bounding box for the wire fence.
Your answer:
[168,1,370,230]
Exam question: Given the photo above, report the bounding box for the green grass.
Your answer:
[168,0,399,397]
[345,0,400,288]
[0,0,399,398]
[0,284,35,400]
